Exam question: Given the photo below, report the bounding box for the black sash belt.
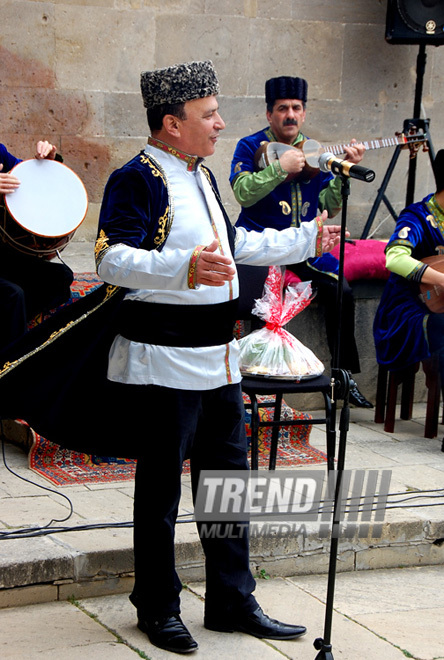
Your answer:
[118,298,239,347]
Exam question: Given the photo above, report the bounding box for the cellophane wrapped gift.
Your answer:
[238,266,324,380]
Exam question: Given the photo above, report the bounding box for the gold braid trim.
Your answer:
[154,206,170,247]
[188,245,206,289]
[0,284,121,379]
[95,229,110,267]
[140,152,173,250]
[140,153,167,186]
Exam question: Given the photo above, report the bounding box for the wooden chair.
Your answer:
[374,354,442,439]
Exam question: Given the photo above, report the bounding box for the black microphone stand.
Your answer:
[313,173,354,660]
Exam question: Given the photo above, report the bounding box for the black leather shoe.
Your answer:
[205,605,306,640]
[349,384,373,408]
[138,613,198,654]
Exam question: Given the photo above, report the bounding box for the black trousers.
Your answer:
[0,244,73,351]
[128,381,258,620]
[289,262,360,374]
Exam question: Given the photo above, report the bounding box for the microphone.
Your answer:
[318,152,375,182]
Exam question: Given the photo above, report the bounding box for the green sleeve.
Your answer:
[318,177,343,218]
[231,162,288,208]
[385,243,423,279]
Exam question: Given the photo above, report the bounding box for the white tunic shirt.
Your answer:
[98,143,320,390]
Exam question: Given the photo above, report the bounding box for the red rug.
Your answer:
[28,429,137,486]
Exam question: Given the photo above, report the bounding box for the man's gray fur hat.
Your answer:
[265,76,308,105]
[141,60,220,110]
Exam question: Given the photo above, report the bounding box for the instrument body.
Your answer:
[1,159,88,260]
[253,141,317,183]
[419,254,444,313]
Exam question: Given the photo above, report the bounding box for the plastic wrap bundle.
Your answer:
[238,265,324,380]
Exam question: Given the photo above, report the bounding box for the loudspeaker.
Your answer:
[386,0,444,45]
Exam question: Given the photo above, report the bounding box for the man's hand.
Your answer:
[195,239,236,287]
[318,208,350,252]
[343,139,365,164]
[278,146,305,175]
[322,224,343,252]
[35,140,57,160]
[0,164,20,195]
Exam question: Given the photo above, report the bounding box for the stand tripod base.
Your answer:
[314,637,334,659]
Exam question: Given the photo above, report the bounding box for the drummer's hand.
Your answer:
[195,239,236,287]
[343,139,365,164]
[35,140,57,160]
[279,147,305,174]
[0,165,20,195]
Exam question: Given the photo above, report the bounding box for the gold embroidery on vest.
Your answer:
[154,206,170,246]
[426,214,438,228]
[301,202,310,217]
[280,201,291,215]
[140,154,167,185]
[398,227,411,239]
[95,229,109,260]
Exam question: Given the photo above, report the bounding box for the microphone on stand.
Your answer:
[318,152,375,182]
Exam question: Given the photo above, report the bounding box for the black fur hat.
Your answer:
[265,76,308,106]
[141,60,220,110]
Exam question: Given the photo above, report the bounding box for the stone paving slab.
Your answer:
[0,599,112,658]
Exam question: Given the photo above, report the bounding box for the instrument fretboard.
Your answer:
[325,133,425,156]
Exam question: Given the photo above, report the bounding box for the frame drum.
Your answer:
[1,159,88,259]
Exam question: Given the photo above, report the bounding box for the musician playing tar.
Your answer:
[230,75,372,408]
[0,141,73,351]
[374,149,444,425]
[95,60,344,655]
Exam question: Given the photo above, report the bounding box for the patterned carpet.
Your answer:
[28,429,137,486]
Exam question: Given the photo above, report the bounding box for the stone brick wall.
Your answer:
[2,0,444,241]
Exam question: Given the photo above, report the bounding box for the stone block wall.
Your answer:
[2,0,444,242]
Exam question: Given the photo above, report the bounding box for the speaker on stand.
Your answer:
[361,1,442,238]
[386,0,444,45]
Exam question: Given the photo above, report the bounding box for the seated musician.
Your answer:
[0,141,73,351]
[230,75,372,407]
[374,148,444,394]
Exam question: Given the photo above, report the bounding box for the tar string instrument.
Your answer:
[254,128,429,183]
[0,159,88,260]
